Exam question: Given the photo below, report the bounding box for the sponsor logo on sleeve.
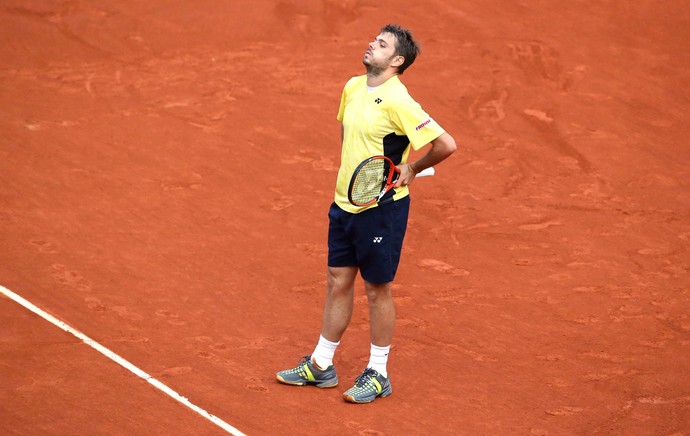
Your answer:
[415,119,431,131]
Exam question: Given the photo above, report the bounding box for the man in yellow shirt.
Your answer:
[277,24,456,403]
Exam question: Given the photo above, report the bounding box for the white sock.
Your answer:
[367,343,390,378]
[311,335,339,369]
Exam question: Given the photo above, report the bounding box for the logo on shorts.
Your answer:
[373,237,383,243]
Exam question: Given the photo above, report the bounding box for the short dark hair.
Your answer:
[381,24,420,74]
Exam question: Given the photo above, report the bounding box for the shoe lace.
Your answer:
[353,368,379,387]
[285,355,313,377]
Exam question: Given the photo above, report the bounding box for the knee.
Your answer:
[327,267,356,296]
[364,282,392,304]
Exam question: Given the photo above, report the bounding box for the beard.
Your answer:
[363,58,386,77]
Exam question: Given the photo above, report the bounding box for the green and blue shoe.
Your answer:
[343,368,392,403]
[276,355,338,388]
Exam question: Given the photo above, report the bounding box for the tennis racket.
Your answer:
[347,155,435,207]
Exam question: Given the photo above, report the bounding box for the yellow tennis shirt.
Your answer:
[335,74,445,213]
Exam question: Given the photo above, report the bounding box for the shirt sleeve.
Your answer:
[390,97,445,150]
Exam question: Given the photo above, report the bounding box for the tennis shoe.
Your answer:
[276,355,338,388]
[343,368,392,403]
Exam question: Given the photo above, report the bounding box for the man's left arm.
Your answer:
[395,132,456,187]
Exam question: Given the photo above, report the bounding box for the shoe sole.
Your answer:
[276,375,339,388]
[343,386,392,403]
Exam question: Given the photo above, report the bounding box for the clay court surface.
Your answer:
[1,1,689,434]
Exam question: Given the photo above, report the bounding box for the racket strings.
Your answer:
[351,159,387,205]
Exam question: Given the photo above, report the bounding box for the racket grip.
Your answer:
[416,167,435,177]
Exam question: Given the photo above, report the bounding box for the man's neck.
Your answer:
[366,70,398,87]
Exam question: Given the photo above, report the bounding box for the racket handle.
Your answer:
[416,167,435,178]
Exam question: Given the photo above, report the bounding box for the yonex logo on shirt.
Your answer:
[415,119,431,131]
[375,98,382,104]
[373,237,383,243]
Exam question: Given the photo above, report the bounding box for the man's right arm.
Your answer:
[395,132,457,187]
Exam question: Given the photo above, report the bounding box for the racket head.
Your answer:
[348,155,399,207]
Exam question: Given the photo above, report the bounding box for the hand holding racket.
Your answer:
[347,155,435,207]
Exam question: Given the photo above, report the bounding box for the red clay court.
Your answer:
[1,1,689,434]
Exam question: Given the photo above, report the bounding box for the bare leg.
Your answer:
[364,280,395,346]
[320,266,358,343]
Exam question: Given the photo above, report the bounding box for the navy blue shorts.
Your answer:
[327,196,410,284]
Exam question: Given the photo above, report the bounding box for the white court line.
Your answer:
[0,284,246,436]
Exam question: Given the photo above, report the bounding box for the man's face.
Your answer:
[363,32,400,74]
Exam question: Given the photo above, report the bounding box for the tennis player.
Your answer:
[277,24,456,403]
